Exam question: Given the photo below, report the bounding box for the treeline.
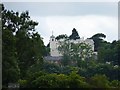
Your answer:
[2,4,120,88]
[19,70,119,88]
[53,28,119,66]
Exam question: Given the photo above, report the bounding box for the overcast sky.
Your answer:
[3,2,118,45]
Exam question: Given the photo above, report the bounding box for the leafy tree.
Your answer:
[45,43,50,56]
[58,39,71,66]
[110,80,120,88]
[30,73,68,88]
[2,4,20,87]
[42,62,61,74]
[13,10,45,79]
[89,74,110,88]
[70,42,94,66]
[69,28,80,40]
[98,40,119,65]
[58,39,94,66]
[56,34,68,40]
[2,4,45,86]
[90,33,106,51]
[68,70,90,88]
[20,71,47,88]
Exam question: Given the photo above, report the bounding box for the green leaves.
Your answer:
[56,34,68,40]
[58,39,94,66]
[90,74,110,88]
[2,4,45,86]
[69,28,80,40]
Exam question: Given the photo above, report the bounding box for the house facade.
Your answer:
[44,34,97,64]
[50,35,95,57]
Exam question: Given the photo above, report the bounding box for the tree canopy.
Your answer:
[69,28,80,40]
[2,4,45,87]
[90,33,106,51]
[56,34,68,40]
[58,39,94,66]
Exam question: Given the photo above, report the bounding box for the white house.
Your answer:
[50,35,95,57]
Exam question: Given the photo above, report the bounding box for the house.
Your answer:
[44,33,97,64]
[50,35,95,57]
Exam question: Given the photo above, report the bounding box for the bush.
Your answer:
[89,74,111,88]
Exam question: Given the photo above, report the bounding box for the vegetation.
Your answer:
[2,4,45,87]
[2,4,120,88]
[69,28,80,40]
[58,39,94,66]
[55,34,68,40]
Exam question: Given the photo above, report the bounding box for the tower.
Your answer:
[50,31,62,57]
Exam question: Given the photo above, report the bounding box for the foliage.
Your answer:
[77,60,119,81]
[69,28,80,40]
[18,79,28,88]
[58,39,94,66]
[110,80,120,88]
[98,40,119,65]
[42,62,61,73]
[2,5,20,87]
[68,71,90,88]
[90,33,106,51]
[58,39,71,66]
[18,70,120,88]
[56,34,68,40]
[2,4,45,87]
[89,74,110,88]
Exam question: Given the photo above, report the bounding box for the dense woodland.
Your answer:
[2,4,120,88]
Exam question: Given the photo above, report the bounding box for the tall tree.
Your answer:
[69,28,80,40]
[2,4,45,86]
[90,33,106,51]
[14,11,45,78]
[2,4,20,87]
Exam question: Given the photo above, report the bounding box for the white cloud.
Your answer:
[31,15,118,46]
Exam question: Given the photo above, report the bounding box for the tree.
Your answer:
[89,74,110,88]
[56,34,68,40]
[68,70,90,88]
[14,10,45,79]
[2,5,20,87]
[110,80,120,88]
[58,39,71,66]
[69,28,80,40]
[90,33,106,51]
[58,39,94,66]
[2,4,45,86]
[98,40,119,65]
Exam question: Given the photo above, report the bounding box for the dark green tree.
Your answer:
[69,28,80,40]
[90,33,106,51]
[2,5,20,87]
[98,40,119,65]
[56,34,68,40]
[89,74,110,88]
[2,4,45,86]
[14,11,45,78]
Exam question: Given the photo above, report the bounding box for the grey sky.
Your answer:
[3,2,118,45]
[3,2,117,16]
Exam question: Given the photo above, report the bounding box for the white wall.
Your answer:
[50,36,94,57]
